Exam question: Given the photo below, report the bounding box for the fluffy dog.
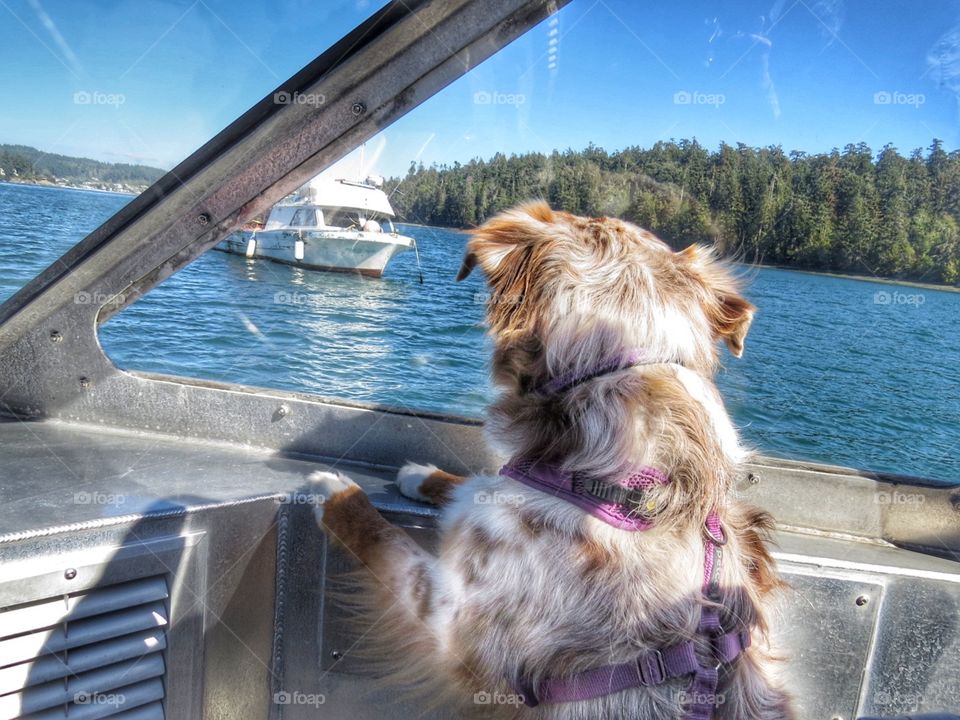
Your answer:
[313,202,792,719]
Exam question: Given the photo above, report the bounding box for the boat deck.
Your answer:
[2,417,959,719]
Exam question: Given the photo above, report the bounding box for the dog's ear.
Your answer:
[710,292,755,358]
[679,244,755,358]
[455,251,478,281]
[456,201,554,281]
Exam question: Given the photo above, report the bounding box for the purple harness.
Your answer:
[498,351,751,718]
[539,348,656,394]
[500,459,669,531]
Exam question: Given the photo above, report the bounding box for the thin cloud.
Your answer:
[809,0,845,44]
[705,17,722,67]
[927,21,960,109]
[25,0,83,78]
[754,4,780,120]
[768,0,789,25]
[757,39,781,119]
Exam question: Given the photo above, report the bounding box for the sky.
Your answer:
[1,0,959,179]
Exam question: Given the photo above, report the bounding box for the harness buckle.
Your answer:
[575,478,661,522]
[636,649,666,686]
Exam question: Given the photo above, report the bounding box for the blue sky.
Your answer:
[1,0,958,179]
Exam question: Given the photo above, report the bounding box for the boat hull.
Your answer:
[216,229,414,277]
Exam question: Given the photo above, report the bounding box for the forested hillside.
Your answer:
[0,144,164,192]
[385,140,960,285]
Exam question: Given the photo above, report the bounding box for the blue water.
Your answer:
[1,182,958,484]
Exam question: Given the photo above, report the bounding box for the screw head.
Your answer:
[855,594,869,607]
[330,650,344,661]
[276,404,289,418]
[351,101,366,116]
[748,472,761,485]
[64,568,77,580]
[79,377,91,389]
[50,330,63,343]
[196,213,211,226]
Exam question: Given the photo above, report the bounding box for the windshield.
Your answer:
[2,0,958,484]
[0,0,389,304]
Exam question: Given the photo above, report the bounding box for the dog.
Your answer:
[313,202,792,719]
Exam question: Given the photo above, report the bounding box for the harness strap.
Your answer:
[521,628,751,707]
[499,461,670,531]
[515,512,751,715]
[684,513,727,720]
[539,348,656,394]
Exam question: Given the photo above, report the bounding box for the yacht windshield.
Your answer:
[290,209,319,227]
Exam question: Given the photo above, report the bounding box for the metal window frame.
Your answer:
[0,0,567,401]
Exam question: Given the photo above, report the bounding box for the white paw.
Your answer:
[396,462,438,503]
[308,470,360,523]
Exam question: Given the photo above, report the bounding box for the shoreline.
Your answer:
[399,220,960,292]
[2,184,956,291]
[0,179,140,197]
[759,263,960,293]
[401,221,959,291]
[396,221,465,232]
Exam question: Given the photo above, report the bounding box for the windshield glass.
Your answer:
[0,0,389,304]
[2,0,958,484]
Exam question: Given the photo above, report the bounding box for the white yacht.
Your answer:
[217,175,414,277]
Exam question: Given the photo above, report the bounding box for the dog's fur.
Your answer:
[314,202,792,718]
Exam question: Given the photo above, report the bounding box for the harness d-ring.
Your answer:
[704,517,727,546]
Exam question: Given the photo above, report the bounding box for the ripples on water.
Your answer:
[1,182,957,484]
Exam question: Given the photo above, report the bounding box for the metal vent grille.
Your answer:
[0,576,168,720]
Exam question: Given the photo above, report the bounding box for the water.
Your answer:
[1,182,958,484]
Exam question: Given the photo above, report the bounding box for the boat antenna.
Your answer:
[412,237,424,284]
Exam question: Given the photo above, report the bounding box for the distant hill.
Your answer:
[0,144,165,193]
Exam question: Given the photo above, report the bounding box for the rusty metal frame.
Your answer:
[0,0,566,413]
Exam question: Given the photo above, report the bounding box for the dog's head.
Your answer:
[459,201,754,391]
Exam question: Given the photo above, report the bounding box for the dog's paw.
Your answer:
[309,469,360,496]
[396,462,439,503]
[309,470,361,524]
